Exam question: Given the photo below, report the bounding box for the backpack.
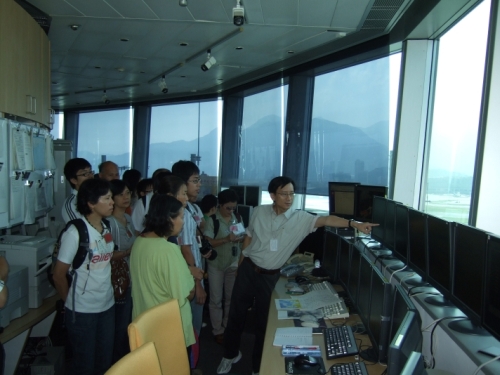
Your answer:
[210,212,242,238]
[47,218,111,288]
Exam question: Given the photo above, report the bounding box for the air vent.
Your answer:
[15,0,51,35]
[361,0,407,31]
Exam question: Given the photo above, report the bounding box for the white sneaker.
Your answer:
[216,351,242,374]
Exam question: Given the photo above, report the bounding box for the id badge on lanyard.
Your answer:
[270,238,278,252]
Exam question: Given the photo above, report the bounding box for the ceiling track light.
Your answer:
[102,90,110,104]
[158,75,168,93]
[201,49,216,71]
[179,0,188,6]
[232,0,244,26]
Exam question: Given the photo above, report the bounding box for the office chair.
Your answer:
[128,299,190,375]
[105,342,162,375]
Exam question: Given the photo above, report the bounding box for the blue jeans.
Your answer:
[65,305,115,375]
[112,287,133,363]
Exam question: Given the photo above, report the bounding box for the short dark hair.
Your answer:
[156,175,186,196]
[76,179,111,215]
[172,160,200,183]
[153,171,172,192]
[144,194,183,237]
[136,178,153,196]
[109,179,129,198]
[268,176,295,194]
[218,189,239,206]
[199,194,218,214]
[63,158,91,188]
[122,169,141,195]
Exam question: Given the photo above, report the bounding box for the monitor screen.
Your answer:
[387,311,423,375]
[338,237,351,288]
[400,352,425,375]
[354,185,387,222]
[371,196,387,244]
[328,182,359,218]
[236,205,253,227]
[244,186,261,207]
[389,284,417,342]
[384,199,397,251]
[229,185,245,205]
[407,209,427,279]
[483,235,500,341]
[426,215,453,299]
[393,204,409,263]
[322,229,340,282]
[348,248,361,306]
[451,223,488,327]
[357,253,373,325]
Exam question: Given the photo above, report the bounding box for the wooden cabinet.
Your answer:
[0,0,51,126]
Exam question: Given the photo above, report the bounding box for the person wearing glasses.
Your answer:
[62,158,95,223]
[217,176,378,375]
[204,189,245,345]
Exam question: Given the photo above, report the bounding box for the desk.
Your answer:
[1,294,58,375]
[261,277,385,375]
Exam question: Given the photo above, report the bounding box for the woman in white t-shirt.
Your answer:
[53,178,115,375]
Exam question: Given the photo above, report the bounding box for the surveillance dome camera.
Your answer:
[201,56,216,72]
[232,5,244,26]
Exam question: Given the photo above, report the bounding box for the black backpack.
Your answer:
[210,212,242,238]
[47,218,110,287]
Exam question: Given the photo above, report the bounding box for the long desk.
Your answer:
[261,277,386,375]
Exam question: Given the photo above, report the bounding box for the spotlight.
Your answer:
[232,0,244,26]
[158,75,168,94]
[102,90,110,105]
[179,0,188,6]
[201,50,216,71]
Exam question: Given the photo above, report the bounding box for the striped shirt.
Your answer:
[62,189,82,223]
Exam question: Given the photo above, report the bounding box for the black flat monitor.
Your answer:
[361,266,393,364]
[389,284,418,343]
[229,185,245,205]
[338,237,351,288]
[400,352,426,375]
[322,229,340,282]
[393,204,410,263]
[348,248,362,306]
[384,199,397,251]
[354,184,387,222]
[425,215,454,307]
[483,235,500,341]
[449,223,489,335]
[357,253,373,326]
[244,186,261,207]
[236,204,253,227]
[406,209,428,282]
[371,196,387,245]
[328,182,359,218]
[387,310,423,375]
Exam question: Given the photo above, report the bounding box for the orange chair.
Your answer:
[128,299,190,375]
[105,342,162,375]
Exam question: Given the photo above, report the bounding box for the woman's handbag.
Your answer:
[111,258,130,299]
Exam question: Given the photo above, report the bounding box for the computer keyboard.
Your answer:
[308,281,338,294]
[331,361,368,375]
[308,282,350,319]
[324,326,359,360]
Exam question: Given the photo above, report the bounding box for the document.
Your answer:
[273,327,313,346]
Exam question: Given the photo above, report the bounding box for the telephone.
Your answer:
[286,251,315,266]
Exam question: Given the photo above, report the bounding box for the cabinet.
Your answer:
[0,0,51,126]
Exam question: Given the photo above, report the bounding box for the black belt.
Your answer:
[245,257,281,275]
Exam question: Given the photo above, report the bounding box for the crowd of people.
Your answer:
[53,158,375,375]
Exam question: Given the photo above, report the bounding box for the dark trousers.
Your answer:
[223,259,280,373]
[112,287,133,363]
[65,305,115,375]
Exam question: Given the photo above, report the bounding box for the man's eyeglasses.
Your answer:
[277,192,295,198]
[224,206,237,211]
[76,170,94,178]
[188,178,202,184]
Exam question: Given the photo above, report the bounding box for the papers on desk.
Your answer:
[273,327,313,346]
[275,290,342,311]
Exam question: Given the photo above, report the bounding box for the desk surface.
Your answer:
[0,294,58,344]
[261,277,385,375]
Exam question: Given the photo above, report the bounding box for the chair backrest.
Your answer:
[105,342,162,375]
[128,299,190,375]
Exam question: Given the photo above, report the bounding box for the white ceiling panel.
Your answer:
[65,0,122,18]
[105,0,159,20]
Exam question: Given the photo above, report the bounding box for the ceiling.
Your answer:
[21,0,479,111]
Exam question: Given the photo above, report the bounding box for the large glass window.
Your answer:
[423,0,491,224]
[239,85,288,201]
[51,112,64,139]
[77,108,133,177]
[149,100,222,197]
[306,55,401,211]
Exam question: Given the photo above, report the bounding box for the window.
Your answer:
[149,100,222,197]
[51,112,64,139]
[306,55,401,211]
[77,108,133,177]
[423,0,491,224]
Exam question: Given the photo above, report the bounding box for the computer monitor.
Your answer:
[389,284,417,342]
[393,204,409,263]
[483,234,500,341]
[236,204,253,227]
[357,253,373,326]
[354,184,388,222]
[406,209,428,285]
[244,186,261,207]
[229,185,245,205]
[399,351,426,375]
[348,248,362,306]
[384,199,397,251]
[362,266,393,364]
[387,310,423,375]
[449,223,489,335]
[370,196,387,245]
[328,182,359,218]
[425,214,454,307]
[322,228,340,282]
[338,237,351,289]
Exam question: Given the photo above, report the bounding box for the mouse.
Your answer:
[289,286,305,293]
[294,354,318,369]
[295,275,309,285]
[301,321,320,328]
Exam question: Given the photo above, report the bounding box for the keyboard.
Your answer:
[308,282,350,319]
[323,326,358,360]
[331,362,368,375]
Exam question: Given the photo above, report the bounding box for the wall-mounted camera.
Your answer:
[201,50,216,71]
[233,0,244,26]
[102,90,110,104]
[158,75,168,94]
